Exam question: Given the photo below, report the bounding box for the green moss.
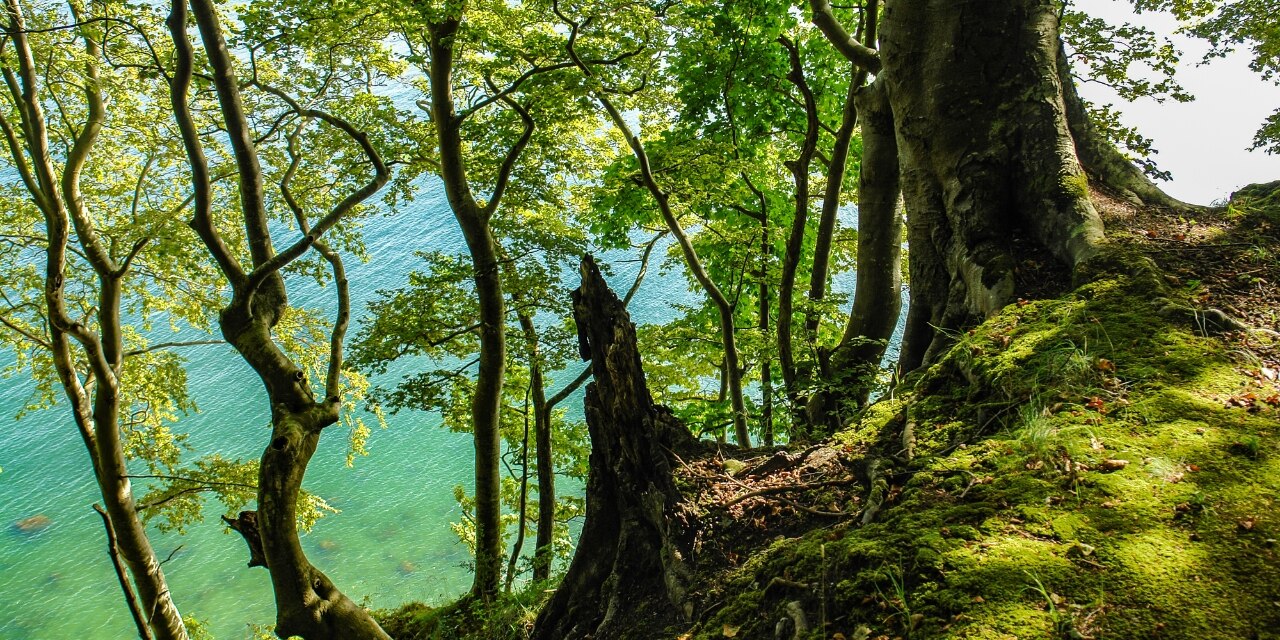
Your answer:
[690,262,1280,639]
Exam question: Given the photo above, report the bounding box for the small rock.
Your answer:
[14,514,51,533]
[1099,459,1129,472]
[1066,542,1096,558]
[317,539,339,552]
[397,561,416,575]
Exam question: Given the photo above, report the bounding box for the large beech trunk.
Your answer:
[882,0,1105,371]
[532,255,696,640]
[1056,44,1201,211]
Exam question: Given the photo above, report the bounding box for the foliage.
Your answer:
[1132,0,1280,152]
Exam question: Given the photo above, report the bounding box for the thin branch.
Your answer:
[123,339,223,358]
[481,75,534,220]
[92,504,153,640]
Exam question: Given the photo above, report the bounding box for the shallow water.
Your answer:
[0,176,889,638]
[0,181,509,639]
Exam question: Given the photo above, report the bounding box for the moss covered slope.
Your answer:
[693,259,1280,639]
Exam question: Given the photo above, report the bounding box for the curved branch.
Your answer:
[482,75,533,220]
[166,0,245,285]
[809,0,882,72]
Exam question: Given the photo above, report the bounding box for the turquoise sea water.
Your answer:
[1,180,543,639]
[0,176,888,638]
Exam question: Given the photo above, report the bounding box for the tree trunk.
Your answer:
[759,217,774,447]
[459,218,506,601]
[881,0,1104,372]
[776,36,820,414]
[532,255,696,640]
[220,319,392,640]
[828,78,903,411]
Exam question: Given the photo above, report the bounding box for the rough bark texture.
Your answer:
[882,0,1104,371]
[532,255,697,640]
[828,79,903,413]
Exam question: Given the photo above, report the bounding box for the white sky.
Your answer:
[1073,0,1280,205]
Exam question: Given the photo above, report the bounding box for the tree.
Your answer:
[807,0,1194,373]
[532,255,697,640]
[165,0,400,635]
[396,0,608,599]
[0,1,213,636]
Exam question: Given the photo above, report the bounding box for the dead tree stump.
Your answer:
[532,255,697,639]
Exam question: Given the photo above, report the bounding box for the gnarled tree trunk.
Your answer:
[881,0,1105,371]
[532,255,696,640]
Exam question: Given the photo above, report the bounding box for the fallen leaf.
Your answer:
[1188,464,1201,472]
[722,623,739,637]
[1100,459,1129,471]
[1240,517,1257,531]
[1097,358,1116,372]
[1085,396,1107,414]
[1262,367,1278,382]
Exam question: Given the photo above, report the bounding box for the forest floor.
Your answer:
[376,183,1280,639]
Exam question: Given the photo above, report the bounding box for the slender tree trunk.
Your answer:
[759,218,774,447]
[776,36,821,412]
[532,255,696,640]
[91,277,189,640]
[805,66,863,340]
[506,381,532,594]
[513,307,551,585]
[426,19,510,599]
[881,0,1104,372]
[829,79,902,410]
[3,0,190,635]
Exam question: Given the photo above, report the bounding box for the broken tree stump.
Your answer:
[532,255,697,639]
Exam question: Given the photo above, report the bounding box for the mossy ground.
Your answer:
[685,260,1280,640]
[373,585,552,640]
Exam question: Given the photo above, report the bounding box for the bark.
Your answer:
[532,255,696,640]
[759,217,774,447]
[424,17,531,600]
[828,78,902,411]
[776,36,821,411]
[880,0,1105,372]
[805,65,864,340]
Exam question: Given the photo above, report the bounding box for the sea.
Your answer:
[0,176,891,639]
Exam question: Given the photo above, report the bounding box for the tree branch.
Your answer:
[808,0,881,72]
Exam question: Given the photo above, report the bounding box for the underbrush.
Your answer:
[374,582,553,640]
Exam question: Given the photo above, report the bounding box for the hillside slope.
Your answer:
[376,186,1280,640]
